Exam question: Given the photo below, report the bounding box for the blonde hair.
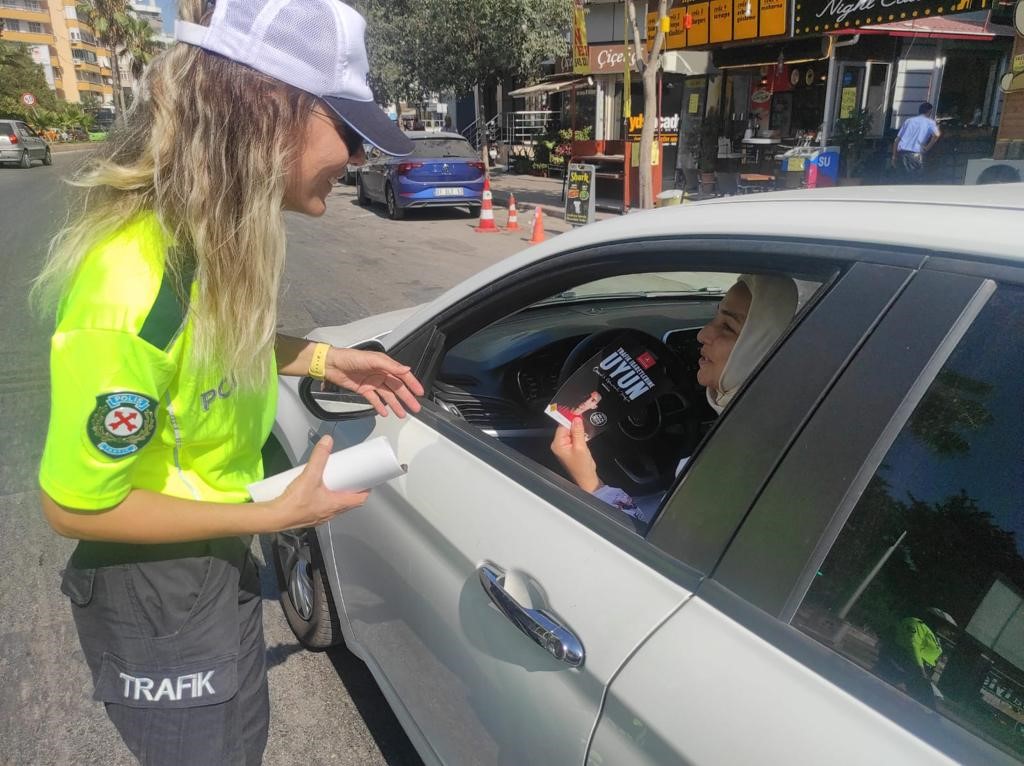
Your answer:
[33,0,316,389]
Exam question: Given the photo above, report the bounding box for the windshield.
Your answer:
[532,272,738,306]
[410,138,478,159]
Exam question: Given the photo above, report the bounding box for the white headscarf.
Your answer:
[706,274,799,414]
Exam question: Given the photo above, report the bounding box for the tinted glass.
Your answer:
[794,286,1024,761]
[410,138,477,159]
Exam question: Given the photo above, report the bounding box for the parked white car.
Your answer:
[265,185,1024,766]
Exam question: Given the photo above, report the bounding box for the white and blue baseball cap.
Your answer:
[175,0,412,156]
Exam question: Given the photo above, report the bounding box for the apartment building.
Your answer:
[1,0,168,106]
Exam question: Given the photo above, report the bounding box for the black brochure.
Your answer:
[546,335,673,441]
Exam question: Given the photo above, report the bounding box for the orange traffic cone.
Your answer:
[474,177,499,233]
[528,206,545,244]
[503,194,520,232]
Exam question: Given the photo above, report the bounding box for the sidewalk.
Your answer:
[488,171,619,223]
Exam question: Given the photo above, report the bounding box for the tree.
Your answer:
[359,0,571,162]
[121,15,159,83]
[627,0,668,209]
[76,0,131,119]
[0,40,58,110]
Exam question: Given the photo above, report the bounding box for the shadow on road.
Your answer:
[256,535,423,765]
[326,645,424,765]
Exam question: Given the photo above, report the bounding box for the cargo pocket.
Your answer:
[60,565,96,607]
[93,650,240,709]
[124,554,217,639]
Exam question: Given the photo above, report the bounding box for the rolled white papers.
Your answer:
[247,436,406,503]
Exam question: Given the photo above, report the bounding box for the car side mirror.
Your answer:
[298,339,384,420]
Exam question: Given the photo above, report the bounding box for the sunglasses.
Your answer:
[314,108,364,157]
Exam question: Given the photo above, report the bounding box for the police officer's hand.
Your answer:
[550,417,602,494]
[326,347,425,418]
[272,435,370,528]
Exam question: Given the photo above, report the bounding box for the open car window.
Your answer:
[433,265,832,533]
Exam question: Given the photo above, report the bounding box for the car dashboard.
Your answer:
[434,297,719,436]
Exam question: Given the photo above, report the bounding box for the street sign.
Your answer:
[20,92,36,107]
[564,163,596,227]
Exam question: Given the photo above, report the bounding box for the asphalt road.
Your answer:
[0,150,551,765]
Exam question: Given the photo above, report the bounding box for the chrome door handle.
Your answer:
[477,563,585,668]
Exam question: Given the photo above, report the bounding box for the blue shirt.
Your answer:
[897,114,939,154]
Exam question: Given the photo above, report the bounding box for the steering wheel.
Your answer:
[556,329,701,496]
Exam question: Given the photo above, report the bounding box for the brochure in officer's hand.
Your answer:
[545,335,674,441]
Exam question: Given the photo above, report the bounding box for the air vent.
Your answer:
[435,387,525,429]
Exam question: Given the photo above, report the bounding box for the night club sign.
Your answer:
[794,0,992,36]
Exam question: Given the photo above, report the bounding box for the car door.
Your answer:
[16,122,44,159]
[317,239,915,765]
[588,264,1023,764]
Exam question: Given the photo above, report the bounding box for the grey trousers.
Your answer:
[60,537,269,765]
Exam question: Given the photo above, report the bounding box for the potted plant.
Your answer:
[834,108,874,184]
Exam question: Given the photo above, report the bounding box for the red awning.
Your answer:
[830,12,1014,41]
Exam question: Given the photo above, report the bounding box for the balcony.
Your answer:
[0,0,46,9]
[1,29,53,44]
[0,6,48,22]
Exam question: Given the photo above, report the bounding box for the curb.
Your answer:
[489,191,566,221]
[49,143,98,154]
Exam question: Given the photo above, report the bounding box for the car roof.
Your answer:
[543,183,1024,263]
[392,184,1024,340]
[404,131,468,141]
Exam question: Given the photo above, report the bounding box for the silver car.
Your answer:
[266,185,1024,766]
[0,120,51,168]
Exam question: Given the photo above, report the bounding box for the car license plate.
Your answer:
[434,187,463,197]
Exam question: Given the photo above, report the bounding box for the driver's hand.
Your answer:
[550,417,602,494]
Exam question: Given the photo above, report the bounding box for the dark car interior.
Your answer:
[434,294,726,498]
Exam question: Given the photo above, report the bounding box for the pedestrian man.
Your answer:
[33,0,423,763]
[892,102,941,182]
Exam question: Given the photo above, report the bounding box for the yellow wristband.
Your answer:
[309,342,331,380]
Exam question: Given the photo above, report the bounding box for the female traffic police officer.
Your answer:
[33,1,423,762]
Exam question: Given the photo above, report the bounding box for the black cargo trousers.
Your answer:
[60,536,269,765]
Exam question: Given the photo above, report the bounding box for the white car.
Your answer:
[265,185,1024,766]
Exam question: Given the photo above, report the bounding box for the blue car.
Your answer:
[355,131,486,219]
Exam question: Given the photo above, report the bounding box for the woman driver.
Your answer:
[551,274,798,524]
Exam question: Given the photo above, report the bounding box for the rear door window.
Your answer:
[794,285,1024,761]
[410,138,477,159]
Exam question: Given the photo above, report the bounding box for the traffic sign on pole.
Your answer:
[20,92,36,107]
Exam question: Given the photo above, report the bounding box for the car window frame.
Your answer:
[700,261,1024,765]
[383,236,927,584]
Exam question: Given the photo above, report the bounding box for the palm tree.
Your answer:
[76,0,131,120]
[121,15,159,84]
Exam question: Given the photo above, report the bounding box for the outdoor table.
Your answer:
[739,173,776,193]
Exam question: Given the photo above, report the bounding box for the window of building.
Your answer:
[793,285,1024,761]
[938,49,1004,128]
[71,48,97,64]
[27,21,41,33]
[68,28,80,42]
[64,5,76,19]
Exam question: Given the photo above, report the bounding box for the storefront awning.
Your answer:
[830,12,1015,41]
[507,77,590,98]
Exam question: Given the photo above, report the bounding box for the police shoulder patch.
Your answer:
[87,392,158,459]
